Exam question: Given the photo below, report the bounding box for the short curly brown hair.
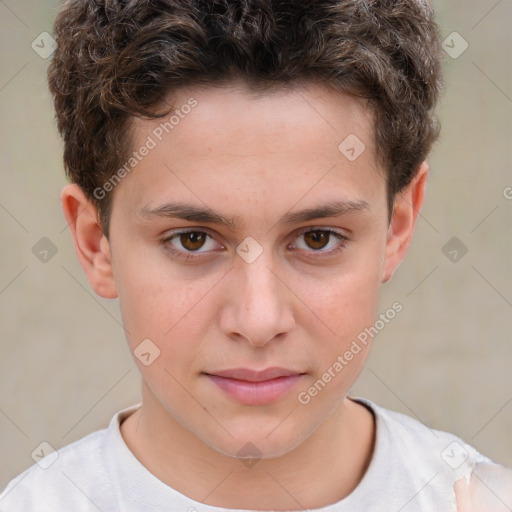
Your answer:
[48,0,443,237]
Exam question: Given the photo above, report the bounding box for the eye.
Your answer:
[161,230,223,260]
[292,228,350,256]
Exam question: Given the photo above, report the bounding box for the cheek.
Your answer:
[115,262,214,394]
[291,266,382,410]
[305,250,383,332]
[113,245,215,351]
[294,248,384,374]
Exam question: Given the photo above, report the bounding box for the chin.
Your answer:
[202,423,310,463]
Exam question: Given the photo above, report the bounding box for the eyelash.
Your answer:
[161,227,350,261]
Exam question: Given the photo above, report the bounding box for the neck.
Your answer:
[120,385,375,510]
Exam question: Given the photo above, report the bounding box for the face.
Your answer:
[73,81,421,460]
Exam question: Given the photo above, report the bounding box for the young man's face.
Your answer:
[65,82,425,461]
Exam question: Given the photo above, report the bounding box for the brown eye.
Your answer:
[303,230,330,250]
[293,228,349,256]
[162,230,223,260]
[179,232,207,251]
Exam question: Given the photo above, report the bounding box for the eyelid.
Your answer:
[293,225,349,238]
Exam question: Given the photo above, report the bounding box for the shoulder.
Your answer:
[350,397,499,511]
[0,428,108,511]
[367,397,492,471]
[0,405,140,512]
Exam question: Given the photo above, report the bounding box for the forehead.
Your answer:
[120,81,386,222]
[133,80,375,150]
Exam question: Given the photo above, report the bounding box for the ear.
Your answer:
[61,184,118,299]
[381,162,428,283]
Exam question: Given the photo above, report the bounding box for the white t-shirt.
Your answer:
[0,398,495,511]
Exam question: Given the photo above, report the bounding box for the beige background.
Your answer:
[1,0,511,491]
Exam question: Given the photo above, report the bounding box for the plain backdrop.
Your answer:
[1,0,511,490]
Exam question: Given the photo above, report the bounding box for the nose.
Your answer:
[219,251,295,347]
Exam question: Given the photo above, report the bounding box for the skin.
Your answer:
[455,463,512,512]
[61,81,428,509]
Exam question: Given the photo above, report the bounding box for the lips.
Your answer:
[204,367,303,382]
[203,367,306,406]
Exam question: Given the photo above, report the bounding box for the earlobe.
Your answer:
[381,162,428,283]
[61,184,118,299]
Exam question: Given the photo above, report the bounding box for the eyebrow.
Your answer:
[136,199,370,230]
